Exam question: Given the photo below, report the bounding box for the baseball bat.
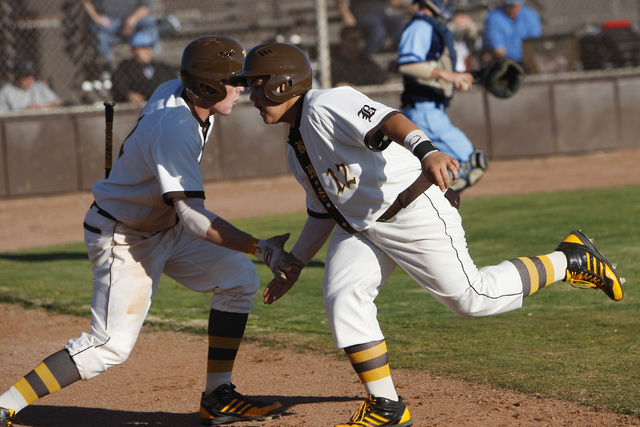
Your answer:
[103,101,115,179]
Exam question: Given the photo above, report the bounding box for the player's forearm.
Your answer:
[290,216,336,265]
[207,217,255,253]
[174,198,253,252]
[398,62,437,79]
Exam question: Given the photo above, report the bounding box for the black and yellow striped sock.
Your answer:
[508,255,556,297]
[13,349,80,406]
[206,309,247,393]
[344,339,394,397]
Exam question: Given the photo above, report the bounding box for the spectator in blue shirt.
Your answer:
[481,0,541,65]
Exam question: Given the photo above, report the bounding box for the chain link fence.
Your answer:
[1,0,640,112]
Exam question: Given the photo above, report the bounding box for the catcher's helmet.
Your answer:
[230,42,313,103]
[180,35,245,104]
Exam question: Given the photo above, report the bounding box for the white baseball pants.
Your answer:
[66,205,259,380]
[324,185,525,348]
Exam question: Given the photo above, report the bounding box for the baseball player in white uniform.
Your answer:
[230,42,625,427]
[0,36,295,427]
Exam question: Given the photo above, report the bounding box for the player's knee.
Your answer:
[101,332,136,365]
[67,331,136,380]
[440,287,520,318]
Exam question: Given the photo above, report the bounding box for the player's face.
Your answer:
[247,77,291,125]
[211,84,244,116]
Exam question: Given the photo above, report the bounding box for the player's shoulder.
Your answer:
[409,15,434,29]
[306,87,372,116]
[306,86,364,105]
[154,79,182,97]
[143,80,185,111]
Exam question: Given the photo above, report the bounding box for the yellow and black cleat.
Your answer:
[336,395,413,427]
[556,230,625,301]
[200,383,282,425]
[0,408,15,427]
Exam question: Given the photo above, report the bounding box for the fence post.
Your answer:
[315,0,331,88]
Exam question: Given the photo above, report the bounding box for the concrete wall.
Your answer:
[2,70,640,198]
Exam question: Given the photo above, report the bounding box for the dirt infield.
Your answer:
[1,149,640,426]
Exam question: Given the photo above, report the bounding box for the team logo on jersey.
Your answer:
[358,105,377,122]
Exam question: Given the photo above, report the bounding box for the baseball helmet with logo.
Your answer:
[230,42,313,103]
[180,35,245,103]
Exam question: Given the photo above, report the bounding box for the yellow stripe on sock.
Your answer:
[207,360,235,374]
[538,255,555,286]
[35,363,62,394]
[346,341,387,365]
[208,336,242,349]
[14,378,38,404]
[358,365,391,383]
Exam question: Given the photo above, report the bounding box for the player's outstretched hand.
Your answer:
[273,252,304,284]
[421,151,459,191]
[263,276,297,305]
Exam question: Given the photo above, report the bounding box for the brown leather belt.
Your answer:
[377,175,460,223]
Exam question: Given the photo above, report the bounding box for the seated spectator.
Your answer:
[336,0,410,55]
[82,0,159,70]
[481,0,541,67]
[0,60,62,112]
[111,32,177,103]
[331,26,391,87]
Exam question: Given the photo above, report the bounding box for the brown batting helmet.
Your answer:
[230,42,313,103]
[180,35,245,103]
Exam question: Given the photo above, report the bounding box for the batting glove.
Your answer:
[252,234,299,280]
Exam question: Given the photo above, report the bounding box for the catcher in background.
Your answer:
[231,42,624,426]
[397,0,487,193]
[0,36,294,427]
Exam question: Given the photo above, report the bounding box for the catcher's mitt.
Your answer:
[471,59,525,99]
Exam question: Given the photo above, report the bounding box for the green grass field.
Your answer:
[1,185,638,417]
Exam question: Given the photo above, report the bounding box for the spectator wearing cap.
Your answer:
[111,31,177,103]
[481,0,541,65]
[0,60,62,112]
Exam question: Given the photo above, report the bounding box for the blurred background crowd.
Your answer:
[1,0,640,113]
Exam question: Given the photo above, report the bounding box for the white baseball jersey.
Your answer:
[288,87,534,351]
[93,79,211,231]
[288,87,422,231]
[67,79,259,380]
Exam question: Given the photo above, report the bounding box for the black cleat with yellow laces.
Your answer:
[556,230,625,301]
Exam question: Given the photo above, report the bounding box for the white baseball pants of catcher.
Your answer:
[66,205,259,380]
[323,185,525,349]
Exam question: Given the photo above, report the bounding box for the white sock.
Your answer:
[205,373,232,395]
[0,386,28,414]
[548,251,568,282]
[363,376,399,402]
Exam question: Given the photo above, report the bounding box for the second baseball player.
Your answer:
[231,42,625,427]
